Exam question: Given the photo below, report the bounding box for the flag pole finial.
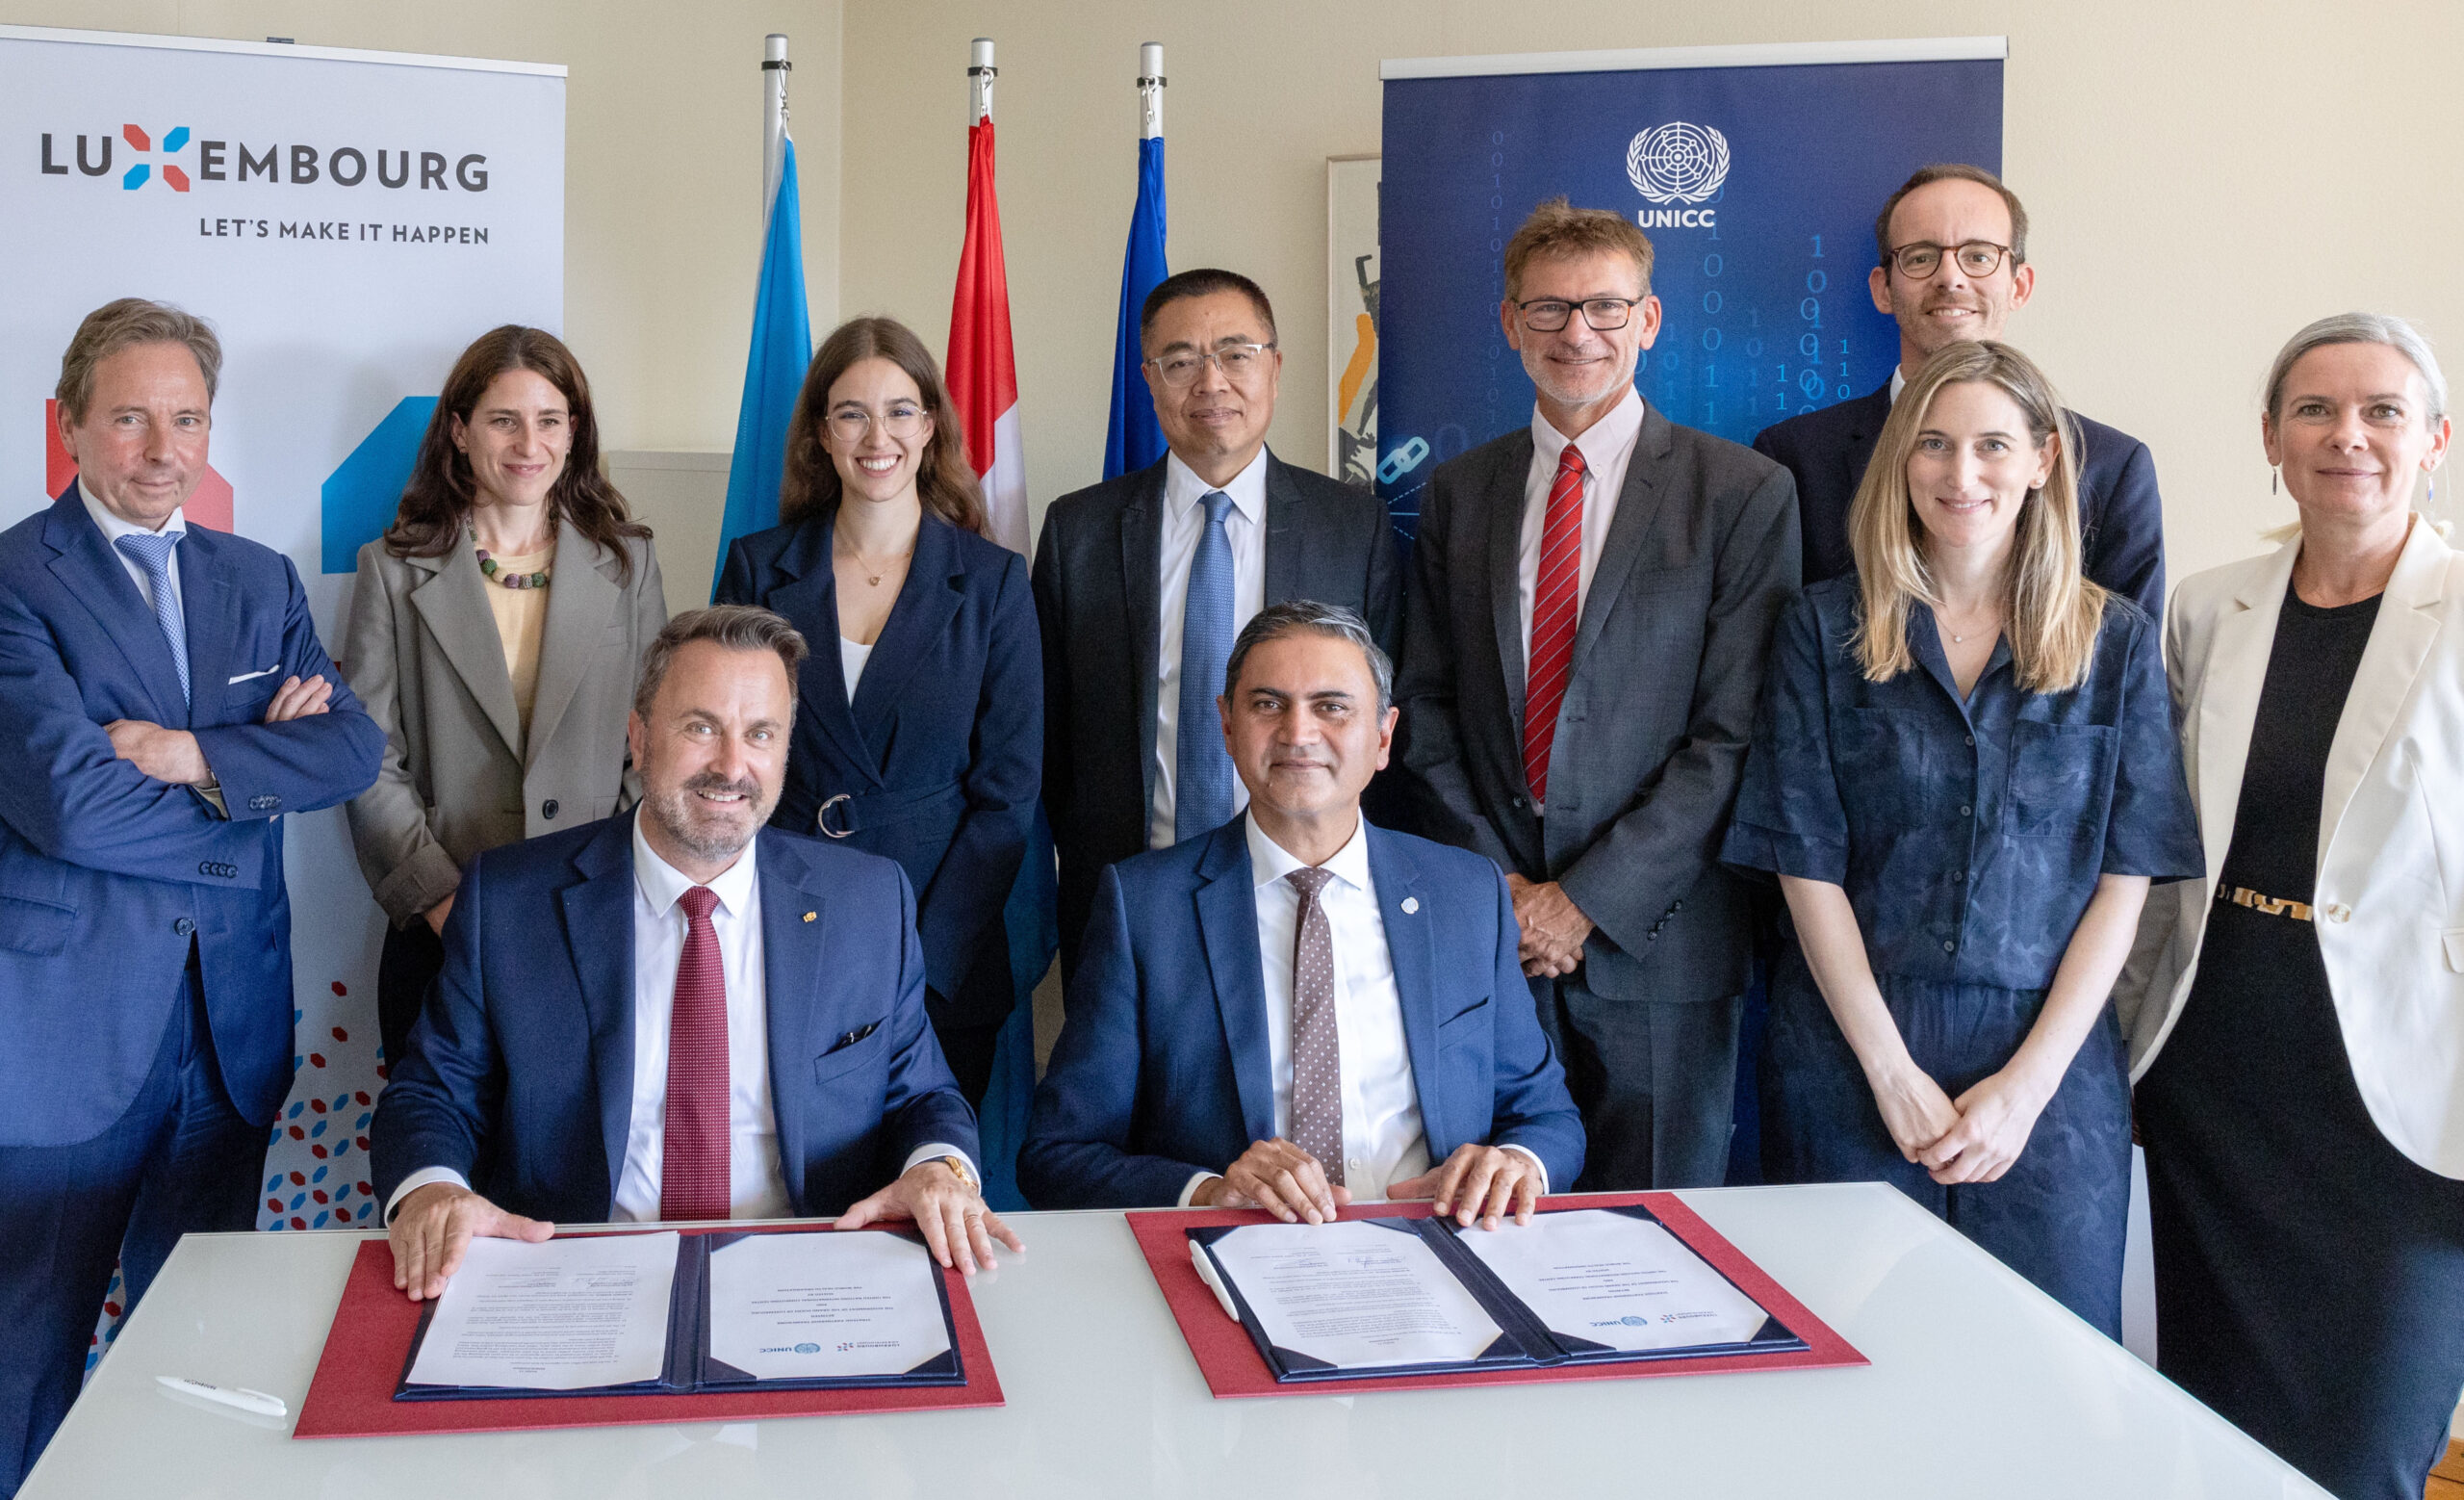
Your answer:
[969,38,995,125]
[1137,42,1165,141]
[762,34,790,217]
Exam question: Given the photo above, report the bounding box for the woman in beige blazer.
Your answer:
[2122,313,2460,1500]
[343,325,666,1065]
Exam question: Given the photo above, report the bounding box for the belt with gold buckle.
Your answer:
[2217,885,2313,922]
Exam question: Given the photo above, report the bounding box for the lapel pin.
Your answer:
[1400,897,1420,915]
[802,911,817,922]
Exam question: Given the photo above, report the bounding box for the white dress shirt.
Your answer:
[1176,813,1547,1205]
[82,484,189,615]
[1148,447,1270,850]
[1888,364,1907,405]
[387,820,969,1222]
[1517,387,1646,664]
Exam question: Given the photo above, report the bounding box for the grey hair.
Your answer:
[632,605,808,719]
[2264,312,2449,426]
[1222,600,1393,712]
[55,297,223,425]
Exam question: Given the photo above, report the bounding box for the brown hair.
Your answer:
[383,325,647,583]
[56,298,222,425]
[1850,341,2105,694]
[779,317,987,533]
[1872,164,2030,269]
[1502,196,1656,301]
[632,606,809,720]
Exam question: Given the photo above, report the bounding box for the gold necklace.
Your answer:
[834,525,911,588]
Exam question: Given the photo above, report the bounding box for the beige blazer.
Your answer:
[341,521,666,927]
[2120,515,2464,1177]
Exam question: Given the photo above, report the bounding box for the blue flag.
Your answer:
[710,136,814,598]
[1102,135,1168,480]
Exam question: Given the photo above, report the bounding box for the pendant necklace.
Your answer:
[836,526,911,588]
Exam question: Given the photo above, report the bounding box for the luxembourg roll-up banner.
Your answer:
[0,26,562,1271]
[1376,38,2003,538]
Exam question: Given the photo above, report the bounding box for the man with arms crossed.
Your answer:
[1022,602,1582,1224]
[1035,269,1400,973]
[1752,163,2164,614]
[1395,199,1800,1192]
[373,608,1015,1299]
[0,298,382,1494]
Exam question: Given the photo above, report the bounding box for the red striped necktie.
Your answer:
[660,884,730,1221]
[1524,441,1585,806]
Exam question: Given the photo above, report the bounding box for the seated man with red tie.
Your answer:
[372,606,1016,1299]
[1020,602,1582,1225]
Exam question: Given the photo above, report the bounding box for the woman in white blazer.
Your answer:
[2122,313,2461,1500]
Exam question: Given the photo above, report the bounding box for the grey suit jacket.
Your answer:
[1394,401,1799,1003]
[1033,449,1401,970]
[341,522,666,927]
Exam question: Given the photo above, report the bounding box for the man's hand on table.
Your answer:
[1389,1143,1543,1229]
[387,1182,553,1302]
[1192,1139,1353,1224]
[837,1158,1023,1275]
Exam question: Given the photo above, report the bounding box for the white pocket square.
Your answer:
[227,663,281,685]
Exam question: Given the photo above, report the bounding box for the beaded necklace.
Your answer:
[471,526,551,590]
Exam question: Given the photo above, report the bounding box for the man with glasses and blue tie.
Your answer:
[0,298,381,1495]
[1035,270,1401,975]
[1751,164,2165,614]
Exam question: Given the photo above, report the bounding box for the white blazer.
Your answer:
[2120,515,2464,1177]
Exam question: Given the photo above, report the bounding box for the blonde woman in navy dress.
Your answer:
[1724,341,2200,1334]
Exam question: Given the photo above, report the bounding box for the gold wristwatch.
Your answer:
[937,1154,979,1193]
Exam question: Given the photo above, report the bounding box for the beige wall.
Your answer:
[840,0,2464,586]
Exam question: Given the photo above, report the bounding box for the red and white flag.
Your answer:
[946,115,1027,556]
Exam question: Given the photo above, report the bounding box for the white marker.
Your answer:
[1188,1240,1242,1323]
[156,1376,287,1418]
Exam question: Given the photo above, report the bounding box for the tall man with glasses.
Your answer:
[1036,269,1400,975]
[1752,163,2165,614]
[1393,198,1799,1191]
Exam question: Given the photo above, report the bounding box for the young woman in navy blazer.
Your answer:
[716,317,1040,1105]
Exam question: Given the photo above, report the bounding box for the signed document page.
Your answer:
[404,1231,679,1391]
[1205,1220,1502,1370]
[706,1230,952,1381]
[1457,1208,1772,1353]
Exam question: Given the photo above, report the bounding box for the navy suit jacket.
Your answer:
[0,485,381,1147]
[371,813,979,1223]
[1752,381,2166,617]
[716,507,1040,1029]
[1018,818,1584,1208]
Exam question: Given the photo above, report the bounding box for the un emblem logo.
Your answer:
[1626,122,1732,205]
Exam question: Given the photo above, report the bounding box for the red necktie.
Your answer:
[660,885,730,1221]
[1524,442,1585,806]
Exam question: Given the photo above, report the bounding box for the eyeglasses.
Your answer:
[1887,241,2015,280]
[826,404,928,444]
[1145,343,1277,388]
[1514,297,1645,332]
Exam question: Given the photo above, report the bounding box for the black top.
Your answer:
[2216,586,2383,903]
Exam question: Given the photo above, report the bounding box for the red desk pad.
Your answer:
[1130,1192,1865,1399]
[295,1225,1003,1438]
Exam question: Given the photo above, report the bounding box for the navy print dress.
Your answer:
[1722,577,2201,1335]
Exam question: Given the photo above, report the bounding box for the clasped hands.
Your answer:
[104,672,334,786]
[1192,1138,1542,1229]
[1867,1054,2057,1186]
[388,1158,1022,1303]
[1505,873,1591,978]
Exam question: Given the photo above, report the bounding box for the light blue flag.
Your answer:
[1102,135,1169,480]
[710,136,813,599]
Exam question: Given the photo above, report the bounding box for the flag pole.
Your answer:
[1138,41,1164,139]
[762,33,789,220]
[969,36,994,125]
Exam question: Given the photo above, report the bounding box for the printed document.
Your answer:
[404,1231,679,1390]
[1457,1208,1771,1352]
[706,1229,952,1380]
[1205,1219,1502,1369]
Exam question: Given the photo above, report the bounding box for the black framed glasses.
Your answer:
[1145,343,1277,388]
[1887,241,2015,280]
[1514,297,1643,332]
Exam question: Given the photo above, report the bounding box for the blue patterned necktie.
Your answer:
[115,530,190,706]
[1174,489,1238,842]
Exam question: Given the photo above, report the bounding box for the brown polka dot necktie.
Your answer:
[1284,866,1343,1186]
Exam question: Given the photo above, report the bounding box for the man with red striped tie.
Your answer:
[372,608,1016,1301]
[1394,198,1800,1191]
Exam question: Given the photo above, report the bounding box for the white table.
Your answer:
[22,1183,2325,1497]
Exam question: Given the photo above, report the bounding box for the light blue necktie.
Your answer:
[1174,489,1237,843]
[115,530,191,706]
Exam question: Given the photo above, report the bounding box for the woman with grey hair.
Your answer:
[2123,313,2463,1500]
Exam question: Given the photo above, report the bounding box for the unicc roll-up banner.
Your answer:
[0,26,563,1275]
[1375,38,2004,537]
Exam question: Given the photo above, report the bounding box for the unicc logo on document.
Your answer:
[1626,121,1731,230]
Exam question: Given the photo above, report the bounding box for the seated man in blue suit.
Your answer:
[1022,601,1582,1227]
[372,606,1018,1301]
[0,298,384,1495]
[1752,164,2165,616]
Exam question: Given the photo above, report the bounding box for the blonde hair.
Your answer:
[1850,341,2107,693]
